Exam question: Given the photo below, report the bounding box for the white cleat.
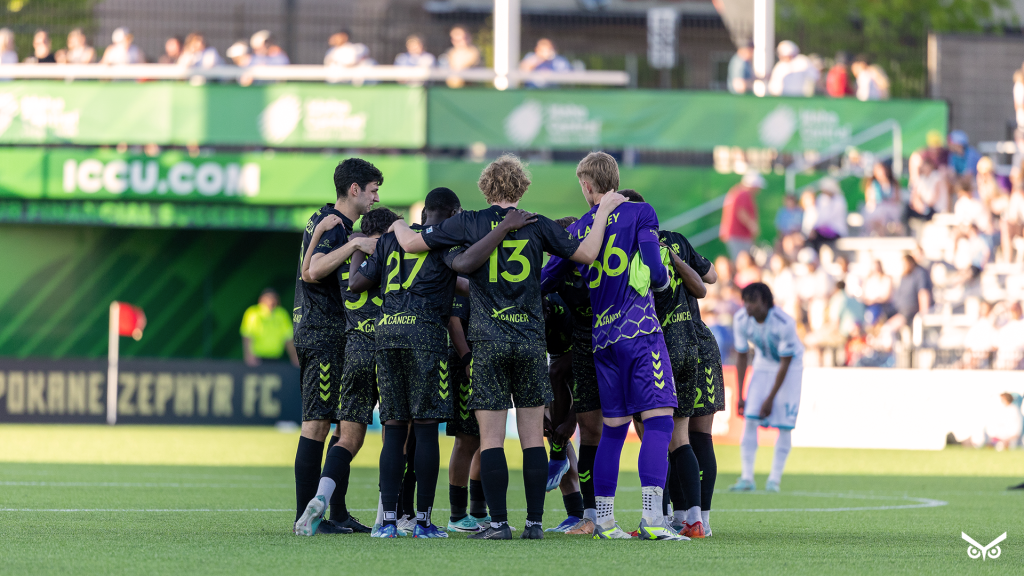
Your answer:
[293,495,326,536]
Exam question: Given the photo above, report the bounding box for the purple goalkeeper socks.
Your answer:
[593,422,630,498]
[638,415,673,488]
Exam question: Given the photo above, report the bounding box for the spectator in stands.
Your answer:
[178,33,222,69]
[394,34,435,68]
[720,171,764,258]
[324,30,376,84]
[100,27,144,65]
[251,30,289,66]
[226,41,251,67]
[805,280,865,361]
[520,38,572,88]
[767,40,819,97]
[1002,181,1024,263]
[953,180,994,240]
[1015,69,1024,129]
[963,300,998,369]
[995,301,1024,370]
[851,55,889,101]
[825,51,854,98]
[158,36,183,64]
[808,177,849,250]
[24,30,56,63]
[733,250,762,289]
[799,189,818,238]
[439,25,480,89]
[765,253,799,320]
[240,288,299,368]
[948,130,981,177]
[908,156,949,224]
[775,193,804,238]
[727,39,755,94]
[888,254,932,334]
[862,260,894,325]
[0,28,16,69]
[968,391,1023,449]
[795,247,834,332]
[864,161,903,236]
[976,156,1009,221]
[951,224,990,292]
[57,28,95,64]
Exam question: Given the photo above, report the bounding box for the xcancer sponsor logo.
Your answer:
[491,306,529,323]
[593,305,622,328]
[663,304,692,326]
[355,318,376,334]
[378,312,417,326]
[61,159,260,198]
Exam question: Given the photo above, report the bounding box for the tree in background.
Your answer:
[777,0,1012,98]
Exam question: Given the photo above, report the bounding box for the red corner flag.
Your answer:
[115,302,146,340]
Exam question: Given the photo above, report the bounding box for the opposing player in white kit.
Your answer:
[728,283,803,493]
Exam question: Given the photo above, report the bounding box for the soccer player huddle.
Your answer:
[289,152,801,541]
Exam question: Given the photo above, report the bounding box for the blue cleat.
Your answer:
[371,523,401,538]
[728,478,756,492]
[447,515,484,533]
[546,458,570,492]
[412,523,450,538]
[545,516,581,533]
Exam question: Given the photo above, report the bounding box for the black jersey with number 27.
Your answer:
[422,205,580,344]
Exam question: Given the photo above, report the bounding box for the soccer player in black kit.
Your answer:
[292,158,382,536]
[391,154,624,540]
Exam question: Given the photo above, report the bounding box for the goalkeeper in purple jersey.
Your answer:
[540,152,685,541]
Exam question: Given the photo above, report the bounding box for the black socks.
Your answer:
[413,422,440,526]
[664,459,674,515]
[521,446,547,524]
[549,438,567,461]
[294,436,324,522]
[469,478,487,518]
[321,445,353,522]
[690,431,717,511]
[563,491,585,519]
[449,484,469,521]
[400,430,417,520]
[670,444,702,511]
[577,444,598,510]
[379,424,408,525]
[479,448,509,524]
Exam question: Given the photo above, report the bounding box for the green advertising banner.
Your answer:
[428,88,948,153]
[0,81,426,148]
[0,148,429,206]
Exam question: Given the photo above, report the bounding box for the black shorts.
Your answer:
[297,346,343,422]
[445,349,479,437]
[337,345,378,425]
[668,343,700,418]
[691,327,726,418]
[377,348,453,422]
[468,341,552,411]
[571,344,601,414]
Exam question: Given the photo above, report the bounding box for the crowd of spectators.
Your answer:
[727,39,890,100]
[0,26,581,88]
[710,125,1024,370]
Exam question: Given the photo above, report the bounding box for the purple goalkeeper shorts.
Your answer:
[593,332,679,418]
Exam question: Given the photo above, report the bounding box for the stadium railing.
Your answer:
[0,63,630,86]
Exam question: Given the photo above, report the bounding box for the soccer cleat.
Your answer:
[468,522,513,540]
[293,495,327,536]
[765,480,781,493]
[679,521,706,539]
[521,523,544,539]
[593,522,632,539]
[316,519,354,535]
[396,514,416,532]
[333,515,371,534]
[637,517,689,541]
[447,515,484,533]
[371,523,400,538]
[412,523,449,538]
[1010,481,1024,490]
[546,458,571,492]
[728,478,756,492]
[667,516,684,533]
[471,514,491,529]
[565,517,595,535]
[545,516,581,533]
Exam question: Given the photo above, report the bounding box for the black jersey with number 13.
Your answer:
[422,206,580,343]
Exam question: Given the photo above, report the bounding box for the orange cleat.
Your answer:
[679,521,706,539]
[565,518,595,535]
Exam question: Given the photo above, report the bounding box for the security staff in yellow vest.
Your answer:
[241,288,300,367]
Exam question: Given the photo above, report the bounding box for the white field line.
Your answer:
[0,481,291,489]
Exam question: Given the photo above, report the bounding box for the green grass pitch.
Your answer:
[0,425,1020,575]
